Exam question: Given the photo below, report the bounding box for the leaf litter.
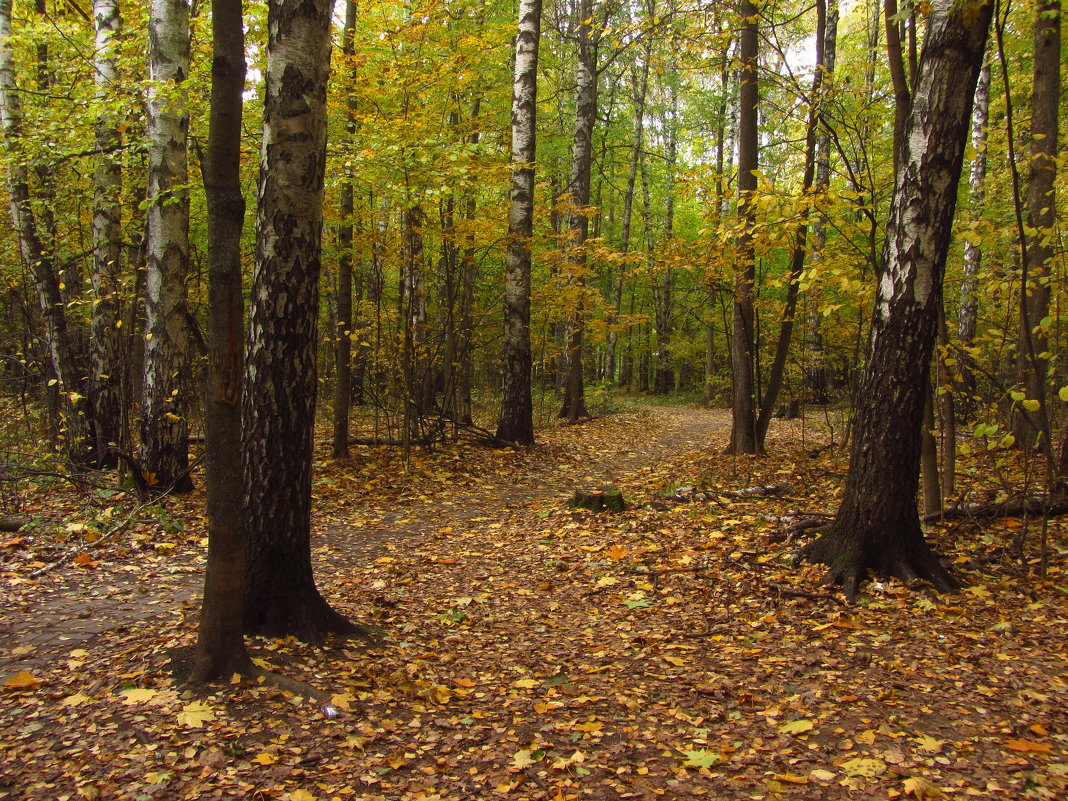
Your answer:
[0,404,1066,800]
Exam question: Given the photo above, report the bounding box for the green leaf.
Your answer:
[1058,386,1068,402]
[1021,399,1041,412]
[680,749,720,768]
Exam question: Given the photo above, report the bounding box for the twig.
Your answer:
[768,582,845,605]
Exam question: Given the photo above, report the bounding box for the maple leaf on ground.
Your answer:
[177,700,215,728]
[680,749,720,768]
[1003,739,1053,754]
[3,671,41,690]
[903,776,945,799]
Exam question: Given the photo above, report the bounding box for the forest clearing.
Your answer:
[2,404,1066,800]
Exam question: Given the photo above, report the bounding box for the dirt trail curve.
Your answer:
[0,404,730,674]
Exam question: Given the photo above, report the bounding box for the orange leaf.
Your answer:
[1,537,26,548]
[4,671,42,690]
[73,552,99,568]
[453,678,476,688]
[1003,739,1053,754]
[607,545,628,561]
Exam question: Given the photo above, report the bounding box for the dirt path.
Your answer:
[0,404,730,674]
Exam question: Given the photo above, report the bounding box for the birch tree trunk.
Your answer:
[0,0,91,461]
[803,0,993,600]
[496,0,542,445]
[728,0,760,454]
[90,0,124,465]
[142,0,193,493]
[243,0,356,640]
[191,0,251,682]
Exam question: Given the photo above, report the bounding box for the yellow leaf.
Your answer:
[513,678,539,689]
[856,729,877,745]
[663,656,687,667]
[607,544,628,561]
[903,776,945,799]
[1021,398,1041,412]
[120,688,158,705]
[841,757,886,777]
[251,752,277,765]
[914,734,945,753]
[511,749,537,769]
[288,791,316,801]
[330,692,354,710]
[61,693,90,707]
[811,769,836,781]
[177,700,215,728]
[779,719,814,735]
[773,773,809,785]
[3,671,41,690]
[574,720,603,733]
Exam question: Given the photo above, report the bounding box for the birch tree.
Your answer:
[243,0,356,639]
[497,0,542,445]
[803,0,993,599]
[142,0,193,492]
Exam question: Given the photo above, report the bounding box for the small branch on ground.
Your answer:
[768,582,846,605]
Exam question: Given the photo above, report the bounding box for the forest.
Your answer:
[0,0,1066,798]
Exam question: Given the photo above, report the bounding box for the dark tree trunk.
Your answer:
[191,0,251,683]
[332,0,358,459]
[803,0,993,600]
[558,0,598,422]
[1011,0,1059,455]
[497,0,541,445]
[243,0,356,641]
[728,0,760,454]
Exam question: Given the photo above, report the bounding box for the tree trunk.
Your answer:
[191,0,251,683]
[497,0,541,445]
[1011,0,1059,455]
[558,0,598,422]
[803,0,992,600]
[653,69,677,396]
[0,0,92,462]
[142,0,193,493]
[728,0,760,454]
[332,0,358,459]
[243,0,356,641]
[755,0,830,448]
[90,0,124,467]
[955,61,989,414]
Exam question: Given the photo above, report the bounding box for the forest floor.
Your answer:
[1,402,1067,801]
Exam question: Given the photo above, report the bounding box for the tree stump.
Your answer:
[569,486,625,513]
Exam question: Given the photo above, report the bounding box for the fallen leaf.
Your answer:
[251,752,277,765]
[607,544,628,561]
[177,700,215,728]
[3,671,41,690]
[73,552,99,568]
[512,678,539,689]
[841,757,886,777]
[120,688,158,705]
[453,678,476,688]
[1003,739,1053,754]
[914,734,945,753]
[903,776,945,799]
[780,719,815,736]
[773,773,809,785]
[680,749,720,768]
[61,693,90,707]
[511,749,538,770]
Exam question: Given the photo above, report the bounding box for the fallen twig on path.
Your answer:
[768,581,845,605]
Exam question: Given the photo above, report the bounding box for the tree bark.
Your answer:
[803,0,993,600]
[243,0,356,640]
[1011,0,1059,455]
[558,0,598,422]
[142,0,193,493]
[0,0,92,462]
[191,0,252,683]
[728,0,760,454]
[497,0,541,445]
[90,0,124,467]
[332,0,358,459]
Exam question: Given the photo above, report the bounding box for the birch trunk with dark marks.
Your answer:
[497,0,542,445]
[191,0,251,682]
[803,0,992,599]
[142,0,193,493]
[333,0,358,459]
[1011,0,1059,455]
[955,62,989,410]
[243,0,356,641]
[90,0,124,465]
[728,0,759,454]
[559,0,597,422]
[0,0,91,461]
